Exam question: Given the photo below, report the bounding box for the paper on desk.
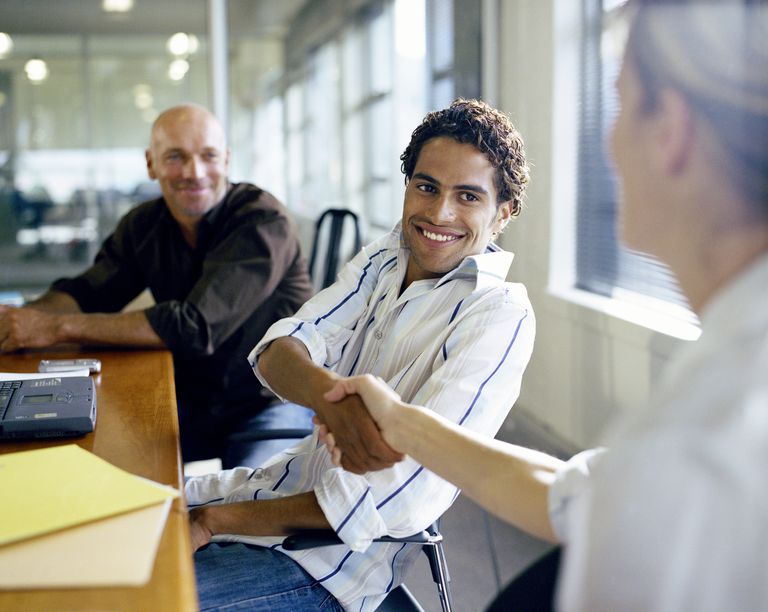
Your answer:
[0,444,178,547]
[0,499,172,588]
[0,369,90,381]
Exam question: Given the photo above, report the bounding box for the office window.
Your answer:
[304,41,343,217]
[576,0,693,318]
[427,0,454,108]
[284,0,428,233]
[285,82,305,212]
[0,1,208,296]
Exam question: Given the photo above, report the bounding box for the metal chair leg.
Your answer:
[422,524,453,612]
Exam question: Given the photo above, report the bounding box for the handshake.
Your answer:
[314,374,412,475]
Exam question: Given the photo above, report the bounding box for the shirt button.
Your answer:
[374,330,383,340]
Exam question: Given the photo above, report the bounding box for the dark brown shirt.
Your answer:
[52,182,313,421]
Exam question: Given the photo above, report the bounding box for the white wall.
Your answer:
[494,0,694,449]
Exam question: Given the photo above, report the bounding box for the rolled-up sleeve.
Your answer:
[50,216,146,313]
[249,232,395,395]
[147,211,302,356]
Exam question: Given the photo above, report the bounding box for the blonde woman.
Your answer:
[322,1,768,609]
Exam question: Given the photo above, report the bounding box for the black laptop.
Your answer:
[0,376,96,439]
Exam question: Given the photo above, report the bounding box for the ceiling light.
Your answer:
[134,91,153,109]
[167,59,189,81]
[102,0,134,12]
[0,33,13,58]
[166,33,199,57]
[25,58,49,83]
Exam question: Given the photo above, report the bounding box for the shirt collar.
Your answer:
[197,181,233,230]
[183,182,234,249]
[698,251,768,341]
[648,251,768,410]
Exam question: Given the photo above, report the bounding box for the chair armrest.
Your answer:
[282,529,344,550]
[282,528,440,551]
[228,428,313,442]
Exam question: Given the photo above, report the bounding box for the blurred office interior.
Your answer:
[0,2,703,608]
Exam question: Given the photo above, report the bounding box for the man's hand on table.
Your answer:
[0,305,60,352]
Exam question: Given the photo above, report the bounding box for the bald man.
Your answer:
[0,105,314,468]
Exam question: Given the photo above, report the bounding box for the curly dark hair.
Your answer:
[399,98,530,217]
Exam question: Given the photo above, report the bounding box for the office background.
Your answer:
[0,1,700,607]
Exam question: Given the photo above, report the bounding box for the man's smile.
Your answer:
[417,224,465,245]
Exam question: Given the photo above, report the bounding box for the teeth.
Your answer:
[422,229,458,242]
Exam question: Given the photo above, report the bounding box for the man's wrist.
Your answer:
[307,367,342,414]
[51,312,70,344]
[193,506,216,537]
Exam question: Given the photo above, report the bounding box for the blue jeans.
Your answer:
[195,542,343,611]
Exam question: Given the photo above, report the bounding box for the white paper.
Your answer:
[0,369,90,382]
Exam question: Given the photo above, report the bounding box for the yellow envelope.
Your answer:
[0,444,178,546]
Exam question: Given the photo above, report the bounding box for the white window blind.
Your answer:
[576,0,694,320]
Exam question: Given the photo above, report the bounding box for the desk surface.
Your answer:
[0,348,198,612]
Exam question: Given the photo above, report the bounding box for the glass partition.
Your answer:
[0,1,208,296]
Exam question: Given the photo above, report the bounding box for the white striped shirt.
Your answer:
[185,223,535,611]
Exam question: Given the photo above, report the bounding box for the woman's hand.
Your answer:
[320,375,406,467]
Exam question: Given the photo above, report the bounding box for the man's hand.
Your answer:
[188,507,214,551]
[318,375,407,472]
[0,305,61,352]
[313,387,404,474]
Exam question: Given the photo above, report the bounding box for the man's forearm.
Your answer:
[56,309,165,347]
[190,491,331,550]
[390,403,563,543]
[257,337,339,407]
[25,290,82,314]
[1,305,164,352]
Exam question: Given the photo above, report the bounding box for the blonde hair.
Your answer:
[626,0,768,211]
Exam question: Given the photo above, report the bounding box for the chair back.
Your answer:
[308,208,362,290]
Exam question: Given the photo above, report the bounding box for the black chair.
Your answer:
[282,521,454,612]
[308,208,362,290]
[485,546,561,612]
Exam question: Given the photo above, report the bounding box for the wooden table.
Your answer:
[0,348,199,612]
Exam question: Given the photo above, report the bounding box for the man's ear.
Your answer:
[145,149,157,180]
[654,89,694,175]
[494,201,513,235]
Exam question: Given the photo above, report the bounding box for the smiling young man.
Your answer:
[185,99,536,611]
[0,104,314,469]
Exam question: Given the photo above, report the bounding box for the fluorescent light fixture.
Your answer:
[0,33,13,58]
[25,58,49,82]
[102,0,134,12]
